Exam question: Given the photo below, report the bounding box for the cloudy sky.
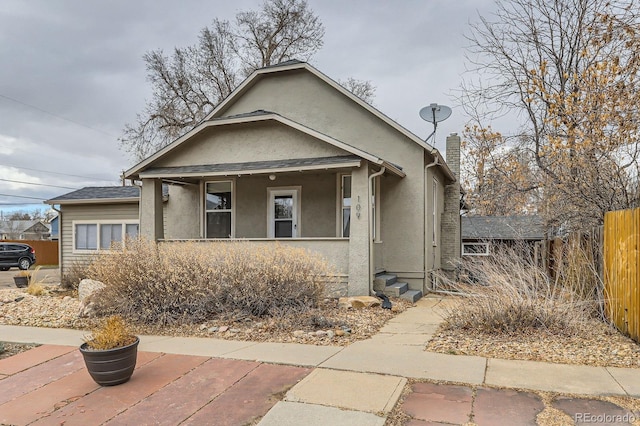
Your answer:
[0,0,496,215]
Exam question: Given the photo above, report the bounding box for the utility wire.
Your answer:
[0,193,46,201]
[0,93,118,138]
[0,202,44,205]
[0,178,77,190]
[1,164,115,182]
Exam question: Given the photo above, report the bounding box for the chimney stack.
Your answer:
[441,133,461,273]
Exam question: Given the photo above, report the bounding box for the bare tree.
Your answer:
[462,0,640,230]
[462,125,540,215]
[338,78,376,105]
[121,0,324,161]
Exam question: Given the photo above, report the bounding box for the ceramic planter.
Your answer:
[79,336,139,386]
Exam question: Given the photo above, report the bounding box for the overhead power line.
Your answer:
[1,164,115,182]
[0,202,45,206]
[0,178,77,190]
[0,193,46,201]
[0,93,118,138]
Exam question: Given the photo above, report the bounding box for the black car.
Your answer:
[0,243,36,270]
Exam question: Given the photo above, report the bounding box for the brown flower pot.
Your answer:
[79,336,139,386]
[13,276,29,288]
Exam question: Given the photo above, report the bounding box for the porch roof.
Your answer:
[138,155,375,179]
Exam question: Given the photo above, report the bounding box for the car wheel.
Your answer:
[0,267,9,271]
[18,258,31,270]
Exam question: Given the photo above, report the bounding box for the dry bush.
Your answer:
[61,259,92,290]
[83,315,136,350]
[438,243,602,336]
[87,239,332,325]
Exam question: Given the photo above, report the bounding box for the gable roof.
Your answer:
[203,60,455,181]
[125,111,405,179]
[0,220,48,234]
[462,215,546,241]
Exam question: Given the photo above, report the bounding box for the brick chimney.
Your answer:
[441,133,461,273]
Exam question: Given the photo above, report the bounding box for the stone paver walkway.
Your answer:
[0,345,310,425]
[1,295,640,425]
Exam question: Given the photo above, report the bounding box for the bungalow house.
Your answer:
[47,60,461,300]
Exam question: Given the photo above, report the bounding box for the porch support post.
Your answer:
[140,178,164,241]
[348,166,370,296]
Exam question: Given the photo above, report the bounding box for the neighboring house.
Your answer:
[0,220,51,240]
[45,186,149,269]
[461,215,546,256]
[47,60,462,299]
[49,216,59,240]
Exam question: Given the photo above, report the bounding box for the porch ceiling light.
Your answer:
[269,174,276,181]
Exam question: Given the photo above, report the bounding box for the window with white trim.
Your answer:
[341,175,351,237]
[74,221,138,252]
[462,242,490,256]
[205,181,233,238]
[76,224,97,250]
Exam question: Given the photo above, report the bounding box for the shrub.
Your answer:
[61,259,92,290]
[438,243,601,336]
[88,239,332,325]
[83,315,135,350]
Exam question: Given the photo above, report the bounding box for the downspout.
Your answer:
[369,166,385,295]
[424,152,439,292]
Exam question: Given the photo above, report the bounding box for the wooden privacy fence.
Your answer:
[533,226,604,286]
[604,208,640,343]
[3,239,59,266]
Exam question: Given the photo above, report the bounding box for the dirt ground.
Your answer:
[0,267,60,289]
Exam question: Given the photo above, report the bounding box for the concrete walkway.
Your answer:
[1,296,640,424]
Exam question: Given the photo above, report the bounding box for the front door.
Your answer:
[269,189,298,238]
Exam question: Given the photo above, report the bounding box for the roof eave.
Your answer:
[45,197,140,205]
[138,160,363,179]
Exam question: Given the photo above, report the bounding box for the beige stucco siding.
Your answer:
[165,184,200,239]
[219,70,428,282]
[424,166,447,274]
[219,71,424,169]
[154,121,348,168]
[59,203,139,276]
[234,173,337,238]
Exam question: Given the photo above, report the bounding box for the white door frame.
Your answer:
[267,186,301,238]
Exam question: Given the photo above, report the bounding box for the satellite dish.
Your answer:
[419,103,452,144]
[419,103,452,123]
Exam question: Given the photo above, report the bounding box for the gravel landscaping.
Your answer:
[0,286,411,346]
[426,322,640,369]
[2,285,640,369]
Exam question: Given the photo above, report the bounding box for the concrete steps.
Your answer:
[374,272,422,302]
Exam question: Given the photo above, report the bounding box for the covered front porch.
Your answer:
[135,156,404,296]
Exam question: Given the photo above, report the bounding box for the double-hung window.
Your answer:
[205,181,233,238]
